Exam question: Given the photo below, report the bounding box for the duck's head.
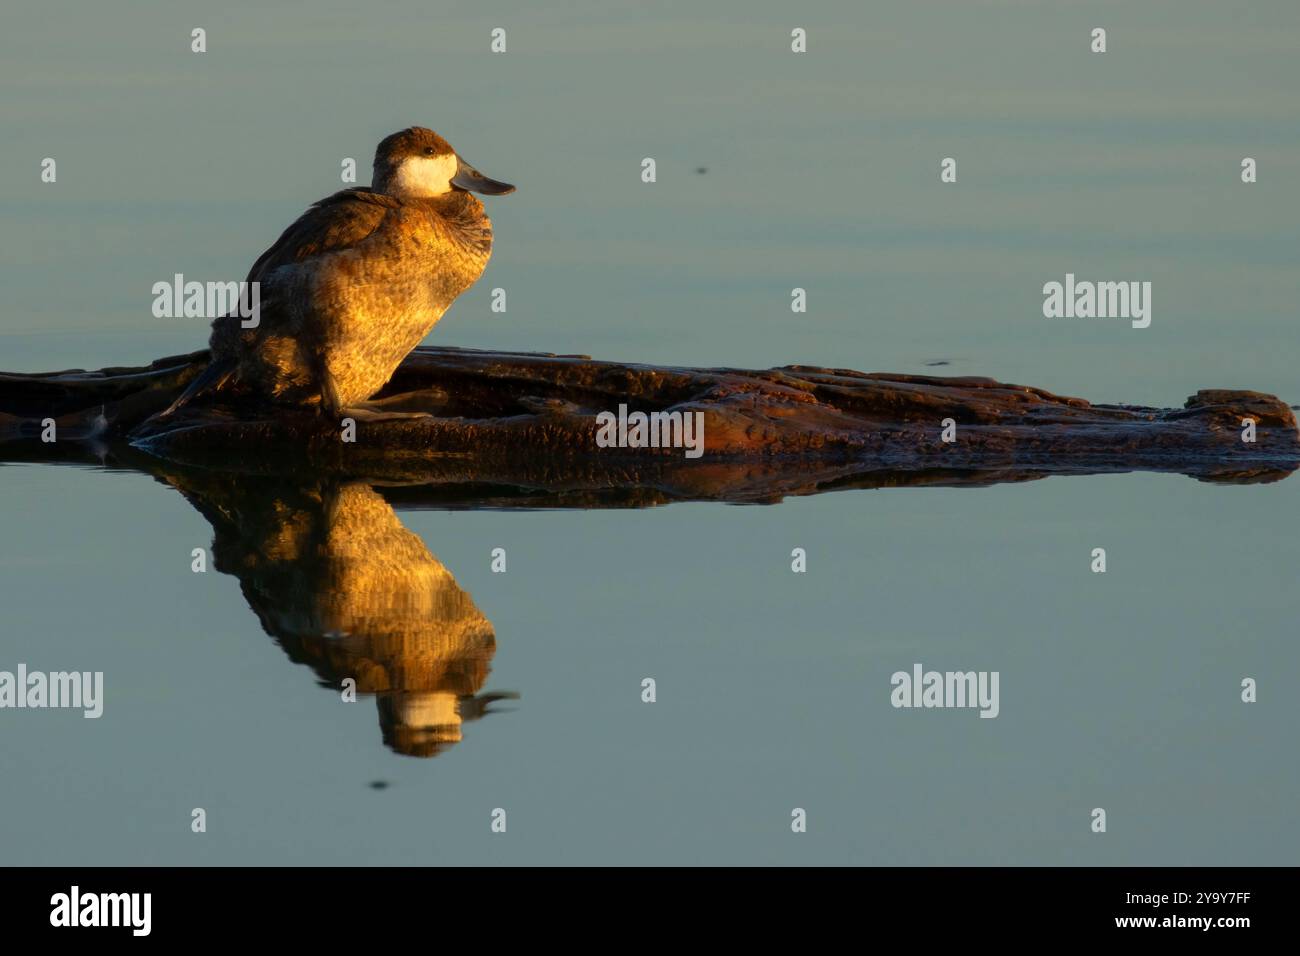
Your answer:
[372,127,515,201]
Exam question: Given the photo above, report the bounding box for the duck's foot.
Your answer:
[358,388,450,414]
[338,402,435,423]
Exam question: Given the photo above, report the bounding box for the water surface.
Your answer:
[0,0,1297,865]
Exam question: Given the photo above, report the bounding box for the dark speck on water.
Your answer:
[925,360,951,367]
[695,167,708,174]
[368,781,390,790]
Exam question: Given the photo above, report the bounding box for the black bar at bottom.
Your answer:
[0,866,1285,940]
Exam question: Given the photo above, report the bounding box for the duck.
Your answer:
[160,126,514,422]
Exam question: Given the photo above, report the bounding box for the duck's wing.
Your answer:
[210,189,400,353]
[245,188,401,283]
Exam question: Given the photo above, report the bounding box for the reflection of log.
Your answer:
[1,346,1297,500]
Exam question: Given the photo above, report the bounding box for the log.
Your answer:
[1,346,1296,504]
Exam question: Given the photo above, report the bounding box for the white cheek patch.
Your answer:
[390,153,459,197]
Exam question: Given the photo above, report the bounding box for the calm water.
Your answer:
[1,1,1297,865]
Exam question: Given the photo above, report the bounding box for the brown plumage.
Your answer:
[161,127,513,421]
[163,469,515,758]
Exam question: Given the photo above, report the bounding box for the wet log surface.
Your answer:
[1,345,1297,506]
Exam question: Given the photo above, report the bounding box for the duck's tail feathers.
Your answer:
[156,357,238,420]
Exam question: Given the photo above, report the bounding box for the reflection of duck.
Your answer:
[162,470,515,757]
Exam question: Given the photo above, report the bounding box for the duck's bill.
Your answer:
[452,160,515,195]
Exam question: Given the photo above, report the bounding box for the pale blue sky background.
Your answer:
[0,1,1297,865]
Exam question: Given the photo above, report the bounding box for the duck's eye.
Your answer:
[423,146,436,155]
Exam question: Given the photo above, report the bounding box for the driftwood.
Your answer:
[7,348,1290,758]
[1,346,1297,505]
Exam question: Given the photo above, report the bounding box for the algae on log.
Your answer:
[0,345,1297,505]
